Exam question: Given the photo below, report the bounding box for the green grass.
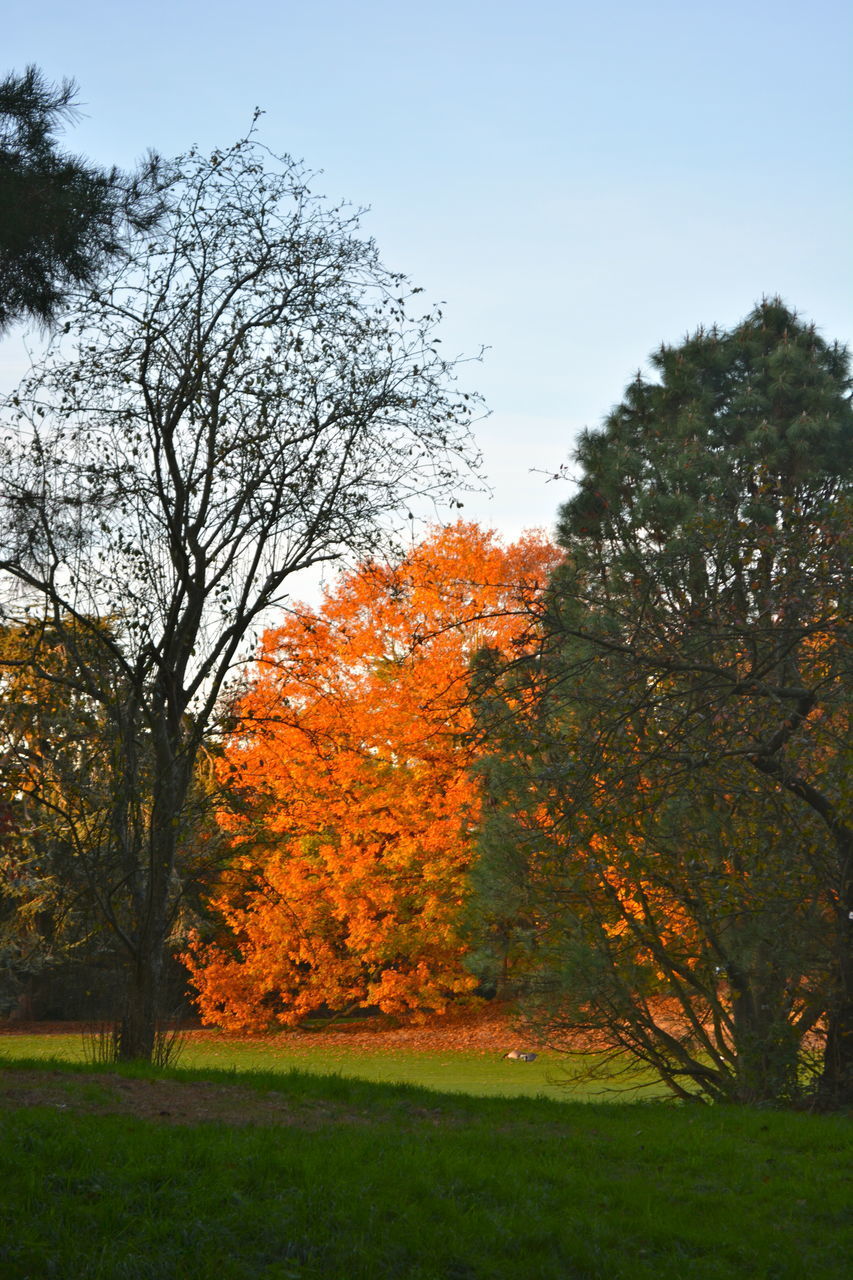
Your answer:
[0,1054,850,1280]
[0,1030,667,1101]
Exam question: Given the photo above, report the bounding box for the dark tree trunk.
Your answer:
[115,738,191,1062]
[819,844,853,1106]
[749,766,853,1109]
[821,1001,853,1106]
[118,946,163,1062]
[728,965,800,1103]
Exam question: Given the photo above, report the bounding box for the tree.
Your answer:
[185,522,558,1029]
[0,65,162,333]
[0,617,108,1013]
[472,300,852,1104]
[0,615,224,1021]
[0,130,481,1058]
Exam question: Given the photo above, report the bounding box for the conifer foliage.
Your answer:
[0,65,162,333]
[472,301,852,1104]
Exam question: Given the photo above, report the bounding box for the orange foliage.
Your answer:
[185,523,560,1029]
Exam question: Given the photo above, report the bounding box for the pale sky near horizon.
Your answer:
[4,0,851,566]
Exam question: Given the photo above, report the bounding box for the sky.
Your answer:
[4,0,851,557]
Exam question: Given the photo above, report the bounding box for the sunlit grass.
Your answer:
[0,1030,667,1101]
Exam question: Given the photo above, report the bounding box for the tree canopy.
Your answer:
[0,65,162,333]
[471,300,852,1104]
[186,522,558,1028]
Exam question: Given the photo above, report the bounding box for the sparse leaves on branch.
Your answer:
[0,129,483,1059]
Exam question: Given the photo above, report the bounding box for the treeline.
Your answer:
[0,71,850,1104]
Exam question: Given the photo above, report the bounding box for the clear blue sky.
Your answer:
[4,0,851,543]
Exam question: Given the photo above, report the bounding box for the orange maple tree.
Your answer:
[185,522,559,1029]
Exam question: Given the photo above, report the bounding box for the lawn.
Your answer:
[0,1027,664,1102]
[0,1037,850,1280]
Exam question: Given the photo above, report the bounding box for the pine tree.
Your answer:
[0,65,161,332]
[473,300,852,1104]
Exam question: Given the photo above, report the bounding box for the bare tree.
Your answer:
[0,129,481,1058]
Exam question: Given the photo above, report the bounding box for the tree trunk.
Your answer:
[115,740,190,1062]
[821,1000,853,1106]
[728,966,800,1103]
[117,947,163,1062]
[819,848,853,1106]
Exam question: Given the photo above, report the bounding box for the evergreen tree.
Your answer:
[473,300,852,1104]
[0,65,161,333]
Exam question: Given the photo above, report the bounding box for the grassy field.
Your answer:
[0,1028,669,1101]
[1,1045,851,1280]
